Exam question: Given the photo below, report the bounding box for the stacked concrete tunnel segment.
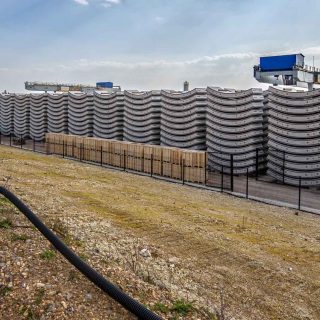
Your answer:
[124,91,161,144]
[47,93,69,134]
[30,94,48,141]
[13,94,30,138]
[267,86,320,186]
[68,93,94,137]
[206,87,266,174]
[262,90,269,152]
[0,87,320,186]
[0,94,14,135]
[160,89,207,150]
[93,91,124,140]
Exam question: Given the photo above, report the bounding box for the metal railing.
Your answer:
[0,133,319,214]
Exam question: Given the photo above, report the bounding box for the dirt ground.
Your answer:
[0,145,319,320]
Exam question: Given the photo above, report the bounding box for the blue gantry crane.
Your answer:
[254,53,320,90]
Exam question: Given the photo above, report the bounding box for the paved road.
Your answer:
[234,175,320,213]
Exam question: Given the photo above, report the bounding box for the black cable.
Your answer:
[0,186,161,320]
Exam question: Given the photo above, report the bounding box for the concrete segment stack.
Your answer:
[267,86,320,186]
[123,91,161,144]
[68,92,94,136]
[206,87,266,174]
[0,94,14,135]
[1,87,319,187]
[160,89,206,150]
[262,90,269,151]
[13,94,30,138]
[47,93,69,134]
[93,91,124,140]
[30,94,48,141]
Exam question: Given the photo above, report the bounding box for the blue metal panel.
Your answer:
[96,82,113,88]
[260,55,301,72]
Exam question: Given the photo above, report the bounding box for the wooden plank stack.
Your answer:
[46,133,207,184]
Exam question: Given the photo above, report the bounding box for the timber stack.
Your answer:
[46,133,207,184]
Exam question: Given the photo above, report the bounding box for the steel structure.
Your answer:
[25,81,121,93]
[254,54,320,90]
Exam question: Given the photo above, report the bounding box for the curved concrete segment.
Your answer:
[206,87,266,174]
[93,91,124,140]
[13,94,30,138]
[68,93,94,137]
[48,93,69,134]
[30,94,48,141]
[160,89,206,150]
[267,87,320,186]
[0,94,14,135]
[124,90,161,144]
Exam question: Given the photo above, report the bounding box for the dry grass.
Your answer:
[0,145,319,319]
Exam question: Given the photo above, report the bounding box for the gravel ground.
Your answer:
[0,145,319,320]
[0,199,134,320]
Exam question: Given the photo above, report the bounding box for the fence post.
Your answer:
[123,151,126,171]
[20,134,23,149]
[182,159,185,185]
[9,133,12,146]
[160,150,163,176]
[33,139,35,152]
[151,154,153,177]
[0,132,2,145]
[221,166,224,193]
[246,168,249,199]
[298,177,302,210]
[62,141,65,158]
[100,146,103,166]
[282,151,286,184]
[204,152,207,186]
[80,143,83,162]
[45,140,49,155]
[255,148,259,180]
[141,149,145,173]
[230,154,234,192]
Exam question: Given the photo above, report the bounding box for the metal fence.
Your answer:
[0,133,319,215]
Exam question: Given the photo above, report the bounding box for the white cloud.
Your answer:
[8,49,320,92]
[73,0,89,5]
[101,0,121,8]
[69,52,259,70]
[5,52,260,92]
[72,0,122,9]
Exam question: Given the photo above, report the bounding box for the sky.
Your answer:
[0,0,320,92]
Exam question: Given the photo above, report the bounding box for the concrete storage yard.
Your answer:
[1,86,320,187]
[0,145,319,319]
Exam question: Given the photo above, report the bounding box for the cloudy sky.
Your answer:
[0,0,319,92]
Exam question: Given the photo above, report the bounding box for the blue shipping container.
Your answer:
[96,82,113,88]
[260,54,303,72]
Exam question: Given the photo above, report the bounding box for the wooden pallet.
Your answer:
[46,133,207,184]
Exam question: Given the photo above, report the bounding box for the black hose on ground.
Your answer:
[0,186,162,320]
